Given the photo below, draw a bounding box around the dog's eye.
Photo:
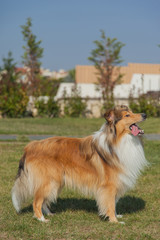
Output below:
[125,114,130,117]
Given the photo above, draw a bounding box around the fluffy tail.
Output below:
[12,154,31,212]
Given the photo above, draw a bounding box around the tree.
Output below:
[63,69,75,83]
[88,30,125,109]
[68,68,75,82]
[21,18,43,96]
[0,51,18,83]
[0,52,28,117]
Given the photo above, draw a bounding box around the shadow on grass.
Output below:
[21,195,145,216]
[21,204,33,214]
[116,195,145,214]
[51,198,97,213]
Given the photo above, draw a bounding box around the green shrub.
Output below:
[38,77,61,96]
[35,97,60,117]
[129,92,160,117]
[0,52,29,117]
[34,76,61,117]
[47,98,60,117]
[63,85,87,117]
[0,87,29,118]
[35,99,48,116]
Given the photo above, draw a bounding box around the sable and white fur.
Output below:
[12,106,148,223]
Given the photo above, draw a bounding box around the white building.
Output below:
[55,74,160,117]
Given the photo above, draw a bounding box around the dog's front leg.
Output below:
[107,192,118,223]
[107,194,125,224]
[96,185,118,223]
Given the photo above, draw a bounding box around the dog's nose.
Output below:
[141,113,147,120]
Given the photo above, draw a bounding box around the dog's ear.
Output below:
[104,110,115,124]
[104,108,122,124]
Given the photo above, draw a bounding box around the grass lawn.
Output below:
[0,140,159,240]
[0,117,160,136]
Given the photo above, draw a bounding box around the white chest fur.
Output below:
[115,134,148,194]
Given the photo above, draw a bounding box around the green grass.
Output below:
[0,140,159,240]
[139,117,160,134]
[0,117,159,136]
[0,118,103,136]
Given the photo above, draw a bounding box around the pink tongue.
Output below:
[131,125,140,136]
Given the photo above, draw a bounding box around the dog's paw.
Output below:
[33,215,49,223]
[39,215,49,223]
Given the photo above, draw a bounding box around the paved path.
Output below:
[0,134,160,141]
[144,134,160,141]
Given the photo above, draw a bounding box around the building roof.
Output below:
[76,63,160,84]
[15,67,28,74]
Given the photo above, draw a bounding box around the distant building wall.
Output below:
[55,74,160,117]
[76,63,160,84]
[76,65,98,83]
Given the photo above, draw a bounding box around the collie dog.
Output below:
[12,106,148,223]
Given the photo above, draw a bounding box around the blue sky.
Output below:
[0,0,160,71]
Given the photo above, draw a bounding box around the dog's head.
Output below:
[104,105,147,137]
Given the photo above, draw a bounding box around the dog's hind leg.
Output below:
[42,201,54,216]
[33,180,63,222]
[33,187,48,222]
[33,182,53,222]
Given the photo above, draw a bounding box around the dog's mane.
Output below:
[92,123,120,168]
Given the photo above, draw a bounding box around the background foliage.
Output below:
[88,30,125,111]
[129,92,160,117]
[0,52,29,117]
[35,97,60,117]
[21,18,43,96]
[63,85,87,117]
